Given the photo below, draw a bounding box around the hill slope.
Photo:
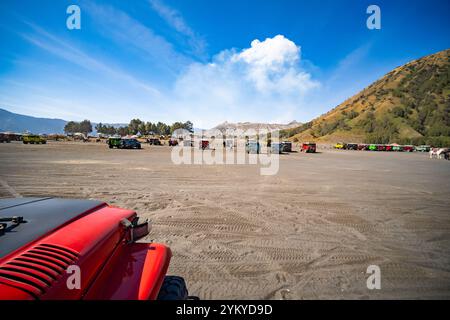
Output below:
[0,108,67,134]
[282,49,450,146]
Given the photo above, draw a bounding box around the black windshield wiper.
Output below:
[0,216,25,235]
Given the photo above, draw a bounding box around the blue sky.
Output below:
[0,0,449,128]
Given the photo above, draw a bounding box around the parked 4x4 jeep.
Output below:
[108,137,141,149]
[0,197,191,300]
[120,138,141,149]
[246,140,260,154]
[22,134,46,144]
[147,138,162,145]
[108,136,122,149]
[301,142,316,153]
[0,133,11,143]
[282,141,292,152]
[415,145,431,152]
[271,142,283,154]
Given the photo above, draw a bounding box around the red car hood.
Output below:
[0,198,137,299]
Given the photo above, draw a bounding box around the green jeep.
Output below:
[108,137,122,148]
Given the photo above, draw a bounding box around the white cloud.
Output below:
[235,35,317,93]
[168,35,320,128]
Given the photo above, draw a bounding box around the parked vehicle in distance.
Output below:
[415,145,431,152]
[225,139,234,149]
[271,142,283,154]
[246,140,260,154]
[22,134,46,144]
[0,197,191,300]
[108,136,122,148]
[147,138,162,145]
[377,144,387,151]
[71,132,88,142]
[0,133,11,143]
[445,150,450,160]
[200,140,209,150]
[108,137,141,149]
[169,139,178,146]
[121,138,141,149]
[282,141,292,152]
[301,142,316,153]
[358,144,369,151]
[403,145,414,152]
[346,143,358,150]
[338,142,419,152]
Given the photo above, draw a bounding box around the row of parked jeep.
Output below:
[334,142,430,152]
[246,141,317,154]
[107,137,165,149]
[0,133,47,144]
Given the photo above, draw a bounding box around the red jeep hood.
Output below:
[0,198,136,299]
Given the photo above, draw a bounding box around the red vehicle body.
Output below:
[403,145,414,152]
[377,144,387,151]
[0,198,185,300]
[301,142,316,153]
[200,140,209,150]
[357,144,368,150]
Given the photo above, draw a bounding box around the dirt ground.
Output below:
[1,141,450,299]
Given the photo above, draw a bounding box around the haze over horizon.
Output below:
[1,0,449,128]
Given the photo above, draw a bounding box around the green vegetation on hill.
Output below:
[286,49,450,146]
[280,121,313,139]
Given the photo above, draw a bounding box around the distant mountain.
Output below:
[283,48,450,146]
[0,108,128,135]
[210,120,301,134]
[0,108,67,134]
